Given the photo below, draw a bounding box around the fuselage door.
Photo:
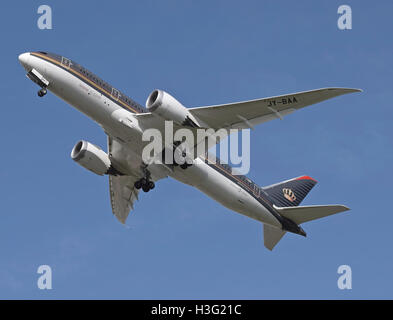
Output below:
[61,56,72,69]
[253,184,261,198]
[111,88,121,101]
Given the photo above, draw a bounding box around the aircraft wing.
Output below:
[107,136,167,223]
[109,174,140,224]
[134,88,361,160]
[188,88,361,130]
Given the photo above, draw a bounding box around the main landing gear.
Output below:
[179,162,192,170]
[134,166,155,193]
[171,141,193,170]
[134,178,155,193]
[37,88,47,97]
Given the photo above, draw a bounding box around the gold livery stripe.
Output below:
[31,52,140,114]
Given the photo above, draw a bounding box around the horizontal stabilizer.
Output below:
[263,224,286,251]
[274,204,350,225]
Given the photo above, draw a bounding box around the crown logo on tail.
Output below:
[283,188,296,202]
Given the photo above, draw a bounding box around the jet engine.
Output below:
[71,140,111,175]
[146,89,201,127]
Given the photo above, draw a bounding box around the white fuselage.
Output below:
[19,52,281,228]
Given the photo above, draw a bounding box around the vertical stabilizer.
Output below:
[263,176,317,207]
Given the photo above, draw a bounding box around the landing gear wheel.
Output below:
[38,88,47,97]
[142,184,150,192]
[140,178,147,186]
[138,166,155,192]
[180,162,193,169]
[135,177,154,192]
[134,180,142,189]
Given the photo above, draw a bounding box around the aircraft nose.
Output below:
[18,52,30,69]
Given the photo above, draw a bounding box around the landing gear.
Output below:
[37,88,47,97]
[26,69,49,98]
[172,141,193,169]
[142,181,155,192]
[134,179,143,190]
[148,181,155,190]
[180,163,191,170]
[134,178,155,192]
[134,168,155,193]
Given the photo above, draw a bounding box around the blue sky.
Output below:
[0,0,392,299]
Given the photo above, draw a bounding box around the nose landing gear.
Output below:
[37,88,47,97]
[26,69,49,98]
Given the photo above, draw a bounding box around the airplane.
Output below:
[18,51,361,250]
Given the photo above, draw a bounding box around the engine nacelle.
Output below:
[146,89,201,127]
[71,140,111,176]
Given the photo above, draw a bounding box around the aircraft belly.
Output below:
[172,159,280,226]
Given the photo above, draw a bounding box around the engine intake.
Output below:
[146,89,201,127]
[71,140,111,175]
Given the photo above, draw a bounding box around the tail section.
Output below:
[274,204,349,225]
[262,175,317,207]
[263,224,286,251]
[262,175,350,250]
[263,205,349,250]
